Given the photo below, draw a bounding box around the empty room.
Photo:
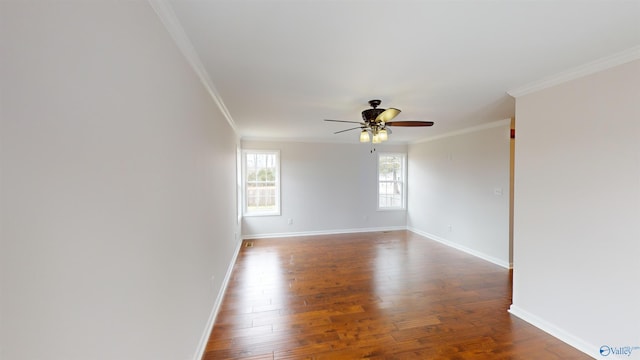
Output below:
[1,1,639,359]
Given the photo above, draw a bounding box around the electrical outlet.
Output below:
[287,218,293,225]
[448,225,453,232]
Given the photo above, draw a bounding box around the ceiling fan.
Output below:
[325,99,434,143]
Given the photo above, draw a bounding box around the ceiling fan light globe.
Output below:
[359,130,370,143]
[372,133,381,144]
[379,129,388,141]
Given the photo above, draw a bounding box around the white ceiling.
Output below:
[164,0,640,143]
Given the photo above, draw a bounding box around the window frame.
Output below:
[377,152,407,211]
[242,149,281,217]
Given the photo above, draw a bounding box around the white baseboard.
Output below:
[192,238,243,360]
[242,226,407,240]
[508,305,596,358]
[407,227,511,269]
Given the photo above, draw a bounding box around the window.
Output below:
[243,150,280,216]
[378,153,406,210]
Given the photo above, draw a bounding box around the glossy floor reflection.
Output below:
[203,231,589,359]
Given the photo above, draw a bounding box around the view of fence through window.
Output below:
[245,152,278,213]
[378,154,405,208]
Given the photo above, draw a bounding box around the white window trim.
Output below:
[377,152,407,211]
[242,149,281,217]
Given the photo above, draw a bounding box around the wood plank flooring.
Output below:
[203,231,589,359]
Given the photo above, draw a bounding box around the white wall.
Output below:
[241,140,407,238]
[511,60,640,356]
[0,2,238,360]
[407,121,511,268]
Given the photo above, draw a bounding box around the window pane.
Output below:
[378,153,405,209]
[244,151,279,215]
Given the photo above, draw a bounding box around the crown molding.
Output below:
[411,118,510,144]
[148,0,238,133]
[508,45,640,98]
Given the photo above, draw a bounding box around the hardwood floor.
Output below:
[203,231,589,359]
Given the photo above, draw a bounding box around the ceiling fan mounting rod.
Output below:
[368,99,382,109]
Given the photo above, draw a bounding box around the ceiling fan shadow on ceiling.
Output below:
[324,99,434,144]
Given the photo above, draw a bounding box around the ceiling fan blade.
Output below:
[385,121,434,127]
[376,108,401,122]
[324,119,364,124]
[334,126,363,134]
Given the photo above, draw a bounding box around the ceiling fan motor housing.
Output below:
[362,108,385,122]
[362,100,385,123]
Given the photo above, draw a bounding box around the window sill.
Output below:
[243,212,281,217]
